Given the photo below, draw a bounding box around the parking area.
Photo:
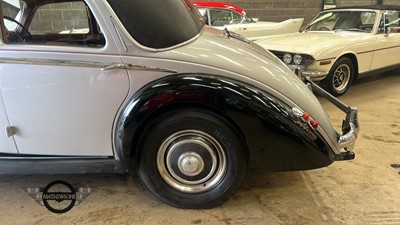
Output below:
[0,69,399,225]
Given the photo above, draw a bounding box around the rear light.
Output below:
[309,120,319,129]
[301,112,310,122]
[291,107,319,130]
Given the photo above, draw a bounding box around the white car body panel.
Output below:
[222,18,304,41]
[371,32,400,70]
[0,51,129,156]
[195,3,303,41]
[0,93,17,153]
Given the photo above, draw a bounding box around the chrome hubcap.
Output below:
[178,152,204,176]
[333,64,351,92]
[157,130,226,193]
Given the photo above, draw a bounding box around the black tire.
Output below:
[136,109,247,209]
[321,57,355,96]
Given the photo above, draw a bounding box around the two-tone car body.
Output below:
[0,0,358,208]
[194,1,304,41]
[256,5,400,96]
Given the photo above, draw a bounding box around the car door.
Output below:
[0,0,129,156]
[0,94,18,154]
[370,10,400,70]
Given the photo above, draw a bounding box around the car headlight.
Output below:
[283,53,292,64]
[270,51,315,67]
[293,54,303,65]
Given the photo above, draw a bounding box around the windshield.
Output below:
[107,0,204,49]
[306,10,377,33]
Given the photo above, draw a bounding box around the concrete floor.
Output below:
[0,69,399,225]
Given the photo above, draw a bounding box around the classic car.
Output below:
[194,1,304,41]
[0,0,358,209]
[256,5,400,96]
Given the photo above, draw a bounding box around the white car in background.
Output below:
[256,5,400,96]
[194,1,303,41]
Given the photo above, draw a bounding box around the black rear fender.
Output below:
[114,74,335,172]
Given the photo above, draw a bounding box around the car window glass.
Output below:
[307,11,376,32]
[1,0,105,47]
[307,12,337,31]
[231,12,242,24]
[198,8,206,17]
[359,12,376,32]
[209,9,232,26]
[361,12,375,24]
[30,2,89,34]
[384,10,400,33]
[107,0,203,49]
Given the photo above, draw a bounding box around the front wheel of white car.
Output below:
[136,109,247,209]
[321,57,355,96]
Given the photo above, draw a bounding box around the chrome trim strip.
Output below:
[102,63,125,71]
[0,58,178,73]
[301,70,329,78]
[102,63,178,73]
[0,57,108,68]
[125,64,178,73]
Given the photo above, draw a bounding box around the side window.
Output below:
[209,9,232,26]
[29,2,89,34]
[385,10,400,33]
[2,0,105,47]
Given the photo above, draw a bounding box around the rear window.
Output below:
[106,0,204,49]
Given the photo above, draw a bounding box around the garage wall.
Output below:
[200,0,400,26]
[384,0,400,4]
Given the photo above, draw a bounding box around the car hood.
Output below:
[255,31,371,57]
[154,27,338,140]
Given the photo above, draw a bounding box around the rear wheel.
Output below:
[321,57,355,96]
[136,109,247,209]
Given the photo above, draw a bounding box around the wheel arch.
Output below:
[338,53,359,77]
[114,73,335,172]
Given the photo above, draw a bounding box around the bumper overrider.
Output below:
[304,76,359,161]
[289,65,328,81]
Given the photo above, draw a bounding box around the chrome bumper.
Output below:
[304,77,359,161]
[289,65,328,80]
